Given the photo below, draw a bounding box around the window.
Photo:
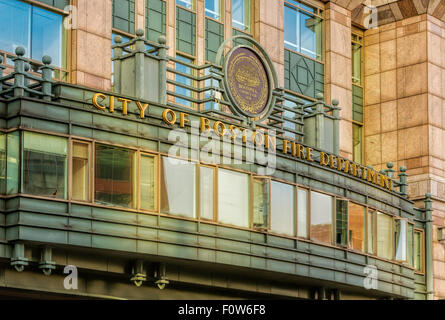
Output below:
[95,144,136,208]
[218,169,249,228]
[161,157,196,218]
[113,0,135,34]
[395,219,408,261]
[353,123,363,164]
[284,0,322,60]
[175,55,194,108]
[310,191,333,244]
[352,32,364,164]
[176,0,193,9]
[200,166,215,220]
[232,0,250,32]
[6,132,19,195]
[336,199,348,247]
[349,203,365,252]
[408,223,414,267]
[367,209,376,254]
[297,188,308,238]
[140,154,157,211]
[72,142,90,202]
[352,33,363,85]
[253,178,270,229]
[0,0,65,67]
[414,230,424,272]
[0,133,5,194]
[205,0,221,20]
[270,181,295,236]
[377,212,393,260]
[22,132,68,199]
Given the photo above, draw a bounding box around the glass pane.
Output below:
[395,219,407,261]
[72,142,89,201]
[205,0,220,20]
[200,166,214,220]
[253,178,269,229]
[300,12,319,59]
[414,231,422,271]
[6,131,20,195]
[31,6,63,67]
[217,168,249,228]
[23,132,68,199]
[353,124,362,164]
[0,133,5,194]
[270,181,295,236]
[349,203,365,252]
[284,5,298,51]
[310,191,333,244]
[352,42,362,85]
[367,209,376,254]
[161,157,196,218]
[176,0,193,9]
[408,224,414,267]
[377,212,393,260]
[95,144,136,208]
[175,55,193,108]
[336,199,348,246]
[297,189,308,238]
[0,0,31,57]
[232,0,250,32]
[140,155,156,211]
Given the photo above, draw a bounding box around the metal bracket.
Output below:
[10,243,28,272]
[154,263,169,290]
[39,247,56,276]
[130,260,147,287]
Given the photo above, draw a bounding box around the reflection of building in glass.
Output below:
[0,0,443,300]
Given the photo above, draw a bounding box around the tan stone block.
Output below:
[380,29,396,42]
[397,125,429,160]
[428,32,442,67]
[329,21,351,58]
[429,126,444,158]
[396,32,427,67]
[427,20,442,37]
[364,104,381,136]
[429,94,443,128]
[136,0,145,15]
[259,0,283,29]
[397,63,428,98]
[379,22,396,32]
[364,44,380,76]
[429,63,443,98]
[259,24,283,68]
[364,134,381,166]
[328,53,352,90]
[364,73,380,105]
[364,33,379,46]
[136,14,144,30]
[380,70,396,102]
[402,15,422,26]
[381,101,397,132]
[397,94,427,129]
[84,0,112,38]
[380,40,396,71]
[328,84,352,120]
[381,131,397,163]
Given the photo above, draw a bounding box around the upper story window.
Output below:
[0,0,65,68]
[284,0,322,61]
[352,33,363,86]
[176,0,193,10]
[113,0,135,34]
[205,0,222,20]
[232,0,250,33]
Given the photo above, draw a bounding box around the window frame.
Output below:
[205,0,223,22]
[198,163,217,221]
[70,139,92,203]
[414,228,425,274]
[231,0,253,34]
[251,175,271,231]
[347,201,367,253]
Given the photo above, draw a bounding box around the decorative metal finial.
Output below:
[136,28,144,37]
[315,92,323,101]
[158,35,166,45]
[114,35,123,44]
[15,46,25,57]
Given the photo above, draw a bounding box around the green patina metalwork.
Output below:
[176,7,196,56]
[113,0,136,35]
[146,0,166,43]
[205,18,224,63]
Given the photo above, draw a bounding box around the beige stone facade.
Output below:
[55,0,445,299]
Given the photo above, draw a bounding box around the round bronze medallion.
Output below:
[225,47,270,118]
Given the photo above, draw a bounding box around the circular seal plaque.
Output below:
[225,47,270,118]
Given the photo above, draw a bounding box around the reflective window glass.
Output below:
[176,0,193,9]
[205,0,221,20]
[95,144,136,208]
[175,55,193,108]
[23,132,68,199]
[253,178,269,229]
[217,169,249,228]
[377,212,393,260]
[414,230,423,272]
[297,188,308,238]
[395,219,407,261]
[0,133,5,194]
[232,0,250,32]
[349,203,365,252]
[140,154,156,211]
[161,157,196,218]
[72,142,89,201]
[310,191,333,244]
[270,181,295,236]
[6,132,19,195]
[336,199,348,246]
[0,0,31,57]
[367,209,376,254]
[200,166,214,220]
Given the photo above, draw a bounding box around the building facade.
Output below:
[0,0,443,299]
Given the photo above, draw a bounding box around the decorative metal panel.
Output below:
[205,18,223,63]
[146,0,166,42]
[284,49,324,100]
[232,29,252,48]
[176,7,196,56]
[113,0,135,34]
